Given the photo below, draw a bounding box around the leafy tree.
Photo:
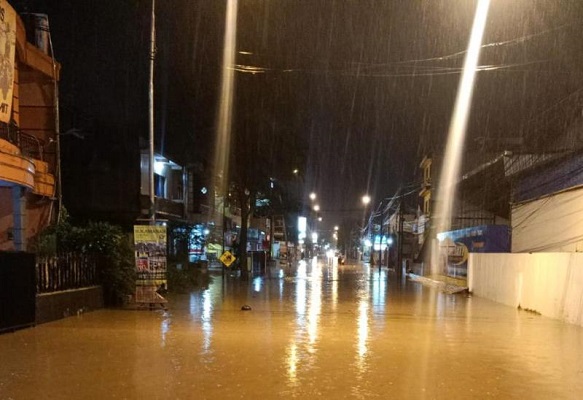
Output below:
[83,222,136,306]
[227,78,306,276]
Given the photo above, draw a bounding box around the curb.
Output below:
[407,273,469,294]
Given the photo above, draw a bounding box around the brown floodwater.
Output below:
[1,258,582,399]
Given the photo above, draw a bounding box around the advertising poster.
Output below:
[0,0,16,123]
[134,225,167,287]
[437,225,510,278]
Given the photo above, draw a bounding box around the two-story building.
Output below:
[415,150,512,277]
[0,5,59,251]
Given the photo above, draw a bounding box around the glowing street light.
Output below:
[309,192,317,201]
[334,225,339,231]
[311,232,318,243]
[362,194,372,264]
[313,204,320,212]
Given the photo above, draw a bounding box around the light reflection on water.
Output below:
[5,258,583,399]
[286,343,299,385]
[307,262,322,347]
[189,286,214,356]
[285,259,324,387]
[252,276,262,293]
[201,289,212,354]
[372,268,387,309]
[356,297,369,374]
[278,268,284,299]
[160,316,170,347]
[331,262,338,311]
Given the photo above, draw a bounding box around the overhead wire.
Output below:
[231,23,569,78]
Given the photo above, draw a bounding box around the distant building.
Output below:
[415,151,512,276]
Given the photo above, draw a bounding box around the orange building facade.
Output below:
[0,2,60,251]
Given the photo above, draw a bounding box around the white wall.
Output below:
[512,188,583,253]
[469,252,583,327]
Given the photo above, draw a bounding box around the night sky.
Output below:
[13,0,583,229]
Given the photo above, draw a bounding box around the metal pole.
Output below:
[398,200,404,275]
[385,203,390,270]
[222,199,226,278]
[46,17,61,222]
[149,0,156,223]
[378,200,382,274]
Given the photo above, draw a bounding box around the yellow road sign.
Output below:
[219,250,236,267]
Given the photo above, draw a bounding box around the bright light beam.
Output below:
[435,0,490,237]
[213,0,238,197]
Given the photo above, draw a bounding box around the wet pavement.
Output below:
[1,258,583,399]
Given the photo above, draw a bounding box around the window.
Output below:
[171,169,183,201]
[424,162,432,184]
[155,174,166,198]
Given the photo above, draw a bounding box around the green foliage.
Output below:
[166,261,210,294]
[33,208,73,256]
[84,222,136,306]
[34,213,136,306]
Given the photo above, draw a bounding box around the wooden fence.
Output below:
[36,253,98,293]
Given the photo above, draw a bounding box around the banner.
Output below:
[437,225,510,278]
[0,0,16,123]
[134,225,167,287]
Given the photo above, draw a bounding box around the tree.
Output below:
[226,77,306,276]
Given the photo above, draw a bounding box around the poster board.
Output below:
[437,225,509,278]
[0,0,16,123]
[134,225,167,305]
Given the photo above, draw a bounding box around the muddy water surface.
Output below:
[1,259,582,399]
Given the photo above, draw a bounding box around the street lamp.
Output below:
[361,194,372,263]
[313,204,320,212]
[310,192,317,201]
[387,236,393,269]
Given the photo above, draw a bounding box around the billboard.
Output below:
[0,0,16,123]
[134,225,167,287]
[437,225,510,278]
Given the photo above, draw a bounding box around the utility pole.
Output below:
[148,0,156,224]
[44,15,61,222]
[378,200,383,274]
[398,200,404,275]
[385,201,390,270]
[222,198,226,279]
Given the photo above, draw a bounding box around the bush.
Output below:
[84,222,136,306]
[33,214,136,306]
[166,261,210,294]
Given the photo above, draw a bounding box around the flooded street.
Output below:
[2,259,583,399]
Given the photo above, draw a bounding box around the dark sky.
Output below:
[166,0,583,229]
[14,0,583,229]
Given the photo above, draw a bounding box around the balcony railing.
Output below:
[0,123,46,160]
